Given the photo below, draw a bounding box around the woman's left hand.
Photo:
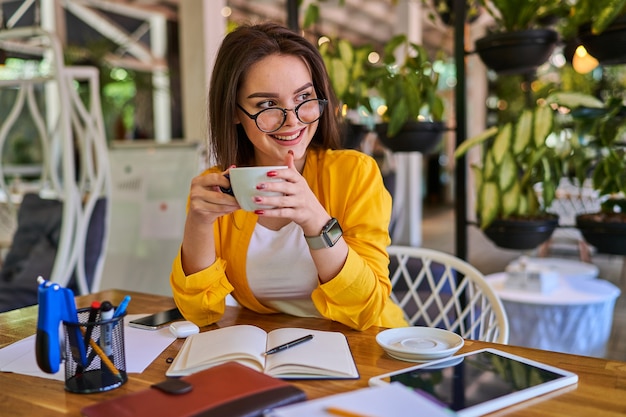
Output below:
[253,151,331,236]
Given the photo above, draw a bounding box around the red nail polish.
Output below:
[266,171,278,177]
[254,210,264,215]
[256,184,265,190]
[253,196,262,202]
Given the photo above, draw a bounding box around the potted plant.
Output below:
[564,92,626,254]
[454,104,560,249]
[453,91,600,250]
[366,34,446,153]
[559,0,626,65]
[318,37,375,148]
[474,0,568,74]
[420,0,483,26]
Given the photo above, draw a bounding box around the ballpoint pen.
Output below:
[83,301,101,348]
[263,334,314,355]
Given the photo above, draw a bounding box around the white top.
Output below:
[247,221,322,318]
[485,272,620,306]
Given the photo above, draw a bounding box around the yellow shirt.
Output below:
[170,148,408,330]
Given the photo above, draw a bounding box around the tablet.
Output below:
[369,348,578,417]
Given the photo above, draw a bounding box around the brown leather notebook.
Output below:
[81,362,307,417]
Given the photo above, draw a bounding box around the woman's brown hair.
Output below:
[208,22,342,170]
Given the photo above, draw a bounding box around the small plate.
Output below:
[376,327,464,362]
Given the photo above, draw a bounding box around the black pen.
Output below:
[264,334,314,355]
[83,301,101,348]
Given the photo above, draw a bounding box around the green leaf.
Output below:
[484,151,497,180]
[454,126,498,158]
[542,177,556,209]
[330,59,349,99]
[545,92,604,109]
[498,151,517,192]
[513,109,532,155]
[502,181,521,217]
[492,123,512,165]
[479,181,500,229]
[337,39,354,68]
[517,192,529,216]
[302,4,320,29]
[533,106,553,148]
[526,187,540,214]
[386,99,409,137]
[593,0,626,34]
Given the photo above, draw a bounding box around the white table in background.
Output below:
[506,257,599,280]
[485,272,620,357]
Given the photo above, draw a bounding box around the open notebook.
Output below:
[166,325,359,380]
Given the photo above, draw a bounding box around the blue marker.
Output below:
[113,295,131,318]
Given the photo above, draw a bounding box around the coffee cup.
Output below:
[228,166,287,211]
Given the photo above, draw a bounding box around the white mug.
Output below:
[228,166,287,211]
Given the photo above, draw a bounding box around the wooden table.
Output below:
[2,289,626,417]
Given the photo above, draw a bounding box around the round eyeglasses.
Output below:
[237,98,328,133]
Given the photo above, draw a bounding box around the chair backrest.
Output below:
[0,27,111,297]
[387,245,509,344]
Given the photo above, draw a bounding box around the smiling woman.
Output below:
[169,22,408,332]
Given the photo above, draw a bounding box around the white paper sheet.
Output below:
[0,314,176,380]
[267,382,455,417]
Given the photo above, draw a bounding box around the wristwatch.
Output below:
[305,217,343,250]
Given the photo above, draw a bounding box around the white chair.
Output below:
[0,28,111,307]
[387,245,509,344]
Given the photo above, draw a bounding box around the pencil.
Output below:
[79,327,122,380]
[324,406,374,417]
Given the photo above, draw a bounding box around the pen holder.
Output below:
[62,308,128,393]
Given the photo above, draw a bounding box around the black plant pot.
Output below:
[475,29,558,75]
[579,15,626,66]
[576,213,626,255]
[341,123,370,149]
[482,216,559,250]
[375,121,445,154]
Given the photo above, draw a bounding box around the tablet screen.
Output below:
[375,349,577,416]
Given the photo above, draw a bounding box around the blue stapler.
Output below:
[35,277,87,374]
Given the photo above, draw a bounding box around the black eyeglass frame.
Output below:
[236,98,328,133]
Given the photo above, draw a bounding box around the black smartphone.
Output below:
[128,307,184,330]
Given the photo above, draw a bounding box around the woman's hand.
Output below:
[181,168,239,274]
[187,168,240,225]
[253,151,331,236]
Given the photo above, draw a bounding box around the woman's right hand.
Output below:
[187,169,240,225]
[181,169,239,275]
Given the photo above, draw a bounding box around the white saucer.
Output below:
[376,327,464,362]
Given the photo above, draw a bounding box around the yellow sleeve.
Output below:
[169,248,234,327]
[307,150,408,330]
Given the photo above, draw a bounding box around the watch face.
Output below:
[326,219,343,245]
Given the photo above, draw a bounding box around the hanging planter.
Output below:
[578,15,626,65]
[576,212,626,255]
[341,122,370,149]
[474,29,559,74]
[375,121,445,154]
[575,198,626,256]
[483,215,559,250]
